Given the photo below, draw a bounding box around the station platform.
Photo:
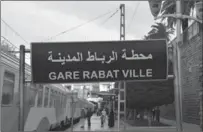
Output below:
[65,114,201,132]
[64,114,174,132]
[65,114,119,131]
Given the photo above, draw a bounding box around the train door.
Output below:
[1,66,19,132]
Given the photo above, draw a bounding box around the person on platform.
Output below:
[100,109,106,127]
[86,108,93,127]
[105,107,109,115]
[108,109,115,128]
[152,108,155,121]
[80,108,86,128]
[155,107,160,122]
[97,109,100,116]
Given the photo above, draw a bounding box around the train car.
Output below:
[0,50,94,132]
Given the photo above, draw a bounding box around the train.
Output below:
[0,50,95,132]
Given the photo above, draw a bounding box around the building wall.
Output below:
[160,22,202,126]
[179,22,202,125]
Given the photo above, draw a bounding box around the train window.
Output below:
[1,71,15,105]
[44,87,49,107]
[37,85,43,107]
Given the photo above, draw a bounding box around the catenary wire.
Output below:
[126,2,140,34]
[1,18,30,45]
[100,9,119,25]
[43,8,119,42]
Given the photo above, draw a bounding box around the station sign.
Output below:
[31,39,168,83]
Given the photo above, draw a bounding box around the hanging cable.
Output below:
[1,36,30,59]
[44,8,119,42]
[1,36,18,50]
[100,9,119,25]
[126,2,140,34]
[1,18,30,44]
[1,19,31,59]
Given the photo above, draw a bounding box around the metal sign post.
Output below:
[173,1,183,131]
[19,45,26,132]
[71,92,74,132]
[200,91,203,131]
[0,34,2,132]
[117,83,120,131]
[18,45,31,132]
[70,91,77,132]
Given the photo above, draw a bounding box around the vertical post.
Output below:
[35,92,39,107]
[200,91,203,131]
[48,88,51,107]
[42,86,45,107]
[120,4,125,40]
[0,35,2,132]
[71,92,74,132]
[117,83,121,131]
[174,0,183,131]
[120,4,126,131]
[19,45,25,132]
[123,80,126,130]
[83,86,85,99]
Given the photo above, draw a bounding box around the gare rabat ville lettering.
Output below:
[48,69,153,81]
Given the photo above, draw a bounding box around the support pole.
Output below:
[123,80,126,130]
[119,4,126,131]
[71,92,74,132]
[200,91,203,131]
[19,45,25,132]
[0,34,2,132]
[174,0,183,131]
[117,83,120,131]
[120,4,125,41]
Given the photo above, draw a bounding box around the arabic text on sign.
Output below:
[47,49,153,65]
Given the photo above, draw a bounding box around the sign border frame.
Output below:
[30,39,168,84]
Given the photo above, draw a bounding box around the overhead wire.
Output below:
[126,2,140,34]
[1,19,30,60]
[1,36,30,60]
[100,9,119,25]
[44,8,119,42]
[1,36,19,50]
[1,18,30,45]
[1,7,119,61]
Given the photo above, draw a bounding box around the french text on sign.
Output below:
[48,69,153,81]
